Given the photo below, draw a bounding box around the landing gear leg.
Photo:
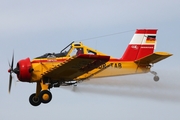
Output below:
[39,80,52,104]
[29,80,53,106]
[150,71,159,82]
[29,82,41,106]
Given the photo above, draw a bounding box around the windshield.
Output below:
[35,41,74,59]
[60,41,74,54]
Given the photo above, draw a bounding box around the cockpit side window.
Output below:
[60,46,71,55]
[76,48,84,55]
[69,48,84,57]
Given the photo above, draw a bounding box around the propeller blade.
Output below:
[11,52,14,69]
[9,74,12,93]
[8,60,10,68]
[8,52,14,93]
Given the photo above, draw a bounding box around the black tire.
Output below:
[154,76,159,82]
[29,93,41,106]
[39,90,52,104]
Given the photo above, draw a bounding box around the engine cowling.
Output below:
[16,58,32,82]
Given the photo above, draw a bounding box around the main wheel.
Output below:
[154,76,159,82]
[29,93,41,106]
[39,90,52,104]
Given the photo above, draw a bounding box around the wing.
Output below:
[41,54,110,80]
[135,52,172,65]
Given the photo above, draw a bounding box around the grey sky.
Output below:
[0,1,180,120]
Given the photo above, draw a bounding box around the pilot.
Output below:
[76,48,83,56]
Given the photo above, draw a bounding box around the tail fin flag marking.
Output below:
[146,35,156,43]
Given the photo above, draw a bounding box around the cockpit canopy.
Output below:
[35,41,98,59]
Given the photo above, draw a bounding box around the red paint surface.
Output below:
[78,54,110,60]
[135,29,157,34]
[17,58,32,82]
[121,44,154,61]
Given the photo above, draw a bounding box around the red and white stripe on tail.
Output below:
[121,29,157,61]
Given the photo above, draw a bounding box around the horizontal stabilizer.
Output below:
[135,52,172,65]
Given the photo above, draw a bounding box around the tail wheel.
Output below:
[39,90,52,104]
[29,93,41,106]
[154,76,159,82]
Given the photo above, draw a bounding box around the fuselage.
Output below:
[30,56,150,82]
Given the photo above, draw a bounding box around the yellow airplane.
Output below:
[8,29,172,106]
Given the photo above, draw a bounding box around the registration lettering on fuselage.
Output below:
[99,62,122,69]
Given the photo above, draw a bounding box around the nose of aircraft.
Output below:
[8,57,32,93]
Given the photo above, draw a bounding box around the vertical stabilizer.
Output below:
[121,29,157,61]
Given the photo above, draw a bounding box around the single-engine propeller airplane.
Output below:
[8,29,172,106]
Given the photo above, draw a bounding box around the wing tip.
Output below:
[154,52,173,56]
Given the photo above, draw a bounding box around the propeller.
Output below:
[8,53,14,93]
